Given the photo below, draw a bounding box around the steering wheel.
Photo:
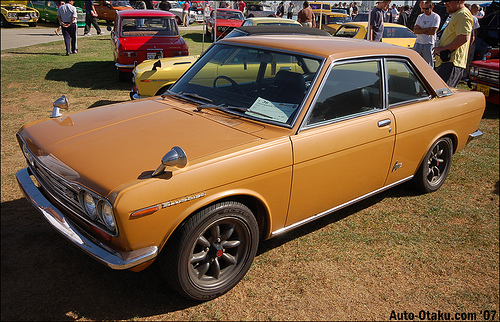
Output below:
[213,75,239,89]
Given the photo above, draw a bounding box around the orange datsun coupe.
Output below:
[109,9,189,81]
[16,36,485,301]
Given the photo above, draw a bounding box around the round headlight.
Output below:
[81,191,98,220]
[99,201,116,231]
[22,144,34,167]
[470,66,479,77]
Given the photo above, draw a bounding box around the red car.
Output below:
[468,57,499,105]
[109,10,189,82]
[206,8,245,41]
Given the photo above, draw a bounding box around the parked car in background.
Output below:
[29,0,85,28]
[316,12,351,34]
[130,25,331,99]
[468,58,499,104]
[17,34,485,302]
[1,0,39,27]
[331,8,348,14]
[334,22,417,48]
[206,8,245,41]
[93,0,133,22]
[168,1,196,24]
[190,0,210,22]
[353,12,369,22]
[246,3,275,17]
[241,17,301,26]
[109,9,188,81]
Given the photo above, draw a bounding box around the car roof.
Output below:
[232,25,332,37]
[341,22,412,29]
[118,9,175,18]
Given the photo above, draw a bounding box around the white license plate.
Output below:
[22,19,29,22]
[147,52,163,60]
[477,83,490,97]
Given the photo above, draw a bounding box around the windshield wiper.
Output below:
[197,104,273,119]
[161,90,213,104]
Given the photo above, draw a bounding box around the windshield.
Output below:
[120,17,179,36]
[325,16,350,24]
[334,25,359,37]
[170,44,323,126]
[310,3,330,10]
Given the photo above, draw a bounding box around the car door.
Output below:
[286,58,396,226]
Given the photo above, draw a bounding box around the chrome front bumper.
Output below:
[16,167,158,270]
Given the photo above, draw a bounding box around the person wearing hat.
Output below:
[369,0,391,42]
[433,0,473,87]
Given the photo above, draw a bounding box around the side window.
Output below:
[306,60,382,126]
[387,60,429,105]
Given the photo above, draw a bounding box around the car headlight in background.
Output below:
[8,12,17,19]
[30,12,39,18]
[469,66,479,77]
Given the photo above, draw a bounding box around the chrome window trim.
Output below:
[383,57,433,107]
[299,57,387,132]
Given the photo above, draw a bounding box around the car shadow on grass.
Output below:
[0,182,418,321]
[45,61,133,90]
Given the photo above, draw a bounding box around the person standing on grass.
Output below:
[369,0,391,42]
[434,0,473,87]
[57,0,78,55]
[83,0,101,36]
[182,1,190,26]
[413,0,441,67]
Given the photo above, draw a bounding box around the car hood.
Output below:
[19,98,263,197]
[134,55,199,78]
[471,58,499,68]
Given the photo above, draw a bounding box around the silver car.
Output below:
[246,3,275,17]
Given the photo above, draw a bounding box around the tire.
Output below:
[1,15,11,28]
[160,201,259,301]
[414,137,453,193]
[211,28,215,41]
[28,21,37,27]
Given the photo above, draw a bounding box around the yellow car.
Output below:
[131,25,329,99]
[17,34,485,301]
[1,0,39,27]
[316,12,351,34]
[334,22,417,48]
[241,17,301,26]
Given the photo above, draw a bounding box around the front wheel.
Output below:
[28,21,37,27]
[414,137,453,193]
[160,201,259,301]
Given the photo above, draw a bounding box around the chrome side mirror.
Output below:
[51,95,69,118]
[152,146,188,177]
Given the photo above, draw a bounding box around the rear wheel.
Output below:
[160,201,259,301]
[414,137,453,193]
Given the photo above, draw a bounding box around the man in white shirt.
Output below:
[413,0,441,67]
[57,0,78,55]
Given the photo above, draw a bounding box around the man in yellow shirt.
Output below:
[433,0,473,87]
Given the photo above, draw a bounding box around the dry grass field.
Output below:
[1,29,499,321]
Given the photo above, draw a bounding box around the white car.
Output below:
[246,3,275,17]
[167,1,196,24]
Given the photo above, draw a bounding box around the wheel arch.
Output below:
[155,83,175,96]
[159,191,271,254]
[416,131,459,170]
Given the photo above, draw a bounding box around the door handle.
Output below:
[378,119,391,127]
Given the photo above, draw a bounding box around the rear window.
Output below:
[384,27,417,38]
[334,25,359,38]
[120,17,179,36]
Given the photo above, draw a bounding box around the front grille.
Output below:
[30,155,84,217]
[477,66,499,86]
